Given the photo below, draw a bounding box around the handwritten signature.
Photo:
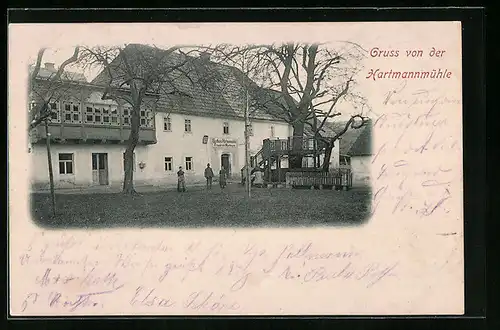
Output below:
[21,285,124,313]
[48,285,123,312]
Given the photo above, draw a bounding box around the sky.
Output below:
[17,22,385,121]
[30,44,371,122]
[31,48,99,81]
[17,22,461,122]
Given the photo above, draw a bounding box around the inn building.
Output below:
[28,46,368,190]
[29,51,303,190]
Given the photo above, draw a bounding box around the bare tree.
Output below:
[29,46,81,216]
[79,44,213,194]
[305,74,371,172]
[209,42,370,169]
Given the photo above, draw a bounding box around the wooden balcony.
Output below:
[31,123,156,144]
[262,137,328,158]
[29,96,157,145]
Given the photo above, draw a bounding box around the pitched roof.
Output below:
[91,44,289,122]
[303,118,339,137]
[323,120,373,156]
[347,122,372,156]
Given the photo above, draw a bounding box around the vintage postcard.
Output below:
[8,21,463,316]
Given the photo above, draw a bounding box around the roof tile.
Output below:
[91,44,289,122]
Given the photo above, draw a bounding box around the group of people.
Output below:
[176,163,264,192]
[176,163,228,192]
[203,163,227,190]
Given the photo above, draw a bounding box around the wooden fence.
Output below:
[285,169,352,190]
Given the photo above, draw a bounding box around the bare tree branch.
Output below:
[29,46,82,132]
[30,48,47,84]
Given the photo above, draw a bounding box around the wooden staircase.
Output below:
[241,136,353,190]
[242,137,326,184]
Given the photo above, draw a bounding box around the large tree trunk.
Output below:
[322,140,334,172]
[123,99,141,194]
[289,122,305,169]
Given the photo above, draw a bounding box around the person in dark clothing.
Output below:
[251,166,264,187]
[177,166,186,192]
[204,163,214,189]
[219,166,227,189]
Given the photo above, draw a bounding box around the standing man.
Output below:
[204,163,214,189]
[177,166,186,192]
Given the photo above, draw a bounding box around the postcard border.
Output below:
[5,6,487,329]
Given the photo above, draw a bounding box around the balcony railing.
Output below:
[31,123,156,144]
[262,137,328,157]
[29,99,157,144]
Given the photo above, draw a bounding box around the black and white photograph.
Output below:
[28,41,373,229]
[9,20,465,316]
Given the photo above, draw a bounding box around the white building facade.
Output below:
[30,106,292,189]
[29,48,345,190]
[148,112,291,185]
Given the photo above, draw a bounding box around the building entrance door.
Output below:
[92,153,109,185]
[221,153,231,179]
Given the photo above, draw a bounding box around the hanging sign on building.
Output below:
[212,138,237,147]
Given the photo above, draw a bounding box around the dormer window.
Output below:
[164,116,172,131]
[184,119,192,133]
[248,123,254,136]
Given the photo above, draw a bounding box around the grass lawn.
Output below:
[31,184,372,229]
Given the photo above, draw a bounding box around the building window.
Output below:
[269,140,276,150]
[58,153,74,175]
[85,106,93,123]
[123,152,136,172]
[122,107,131,126]
[184,119,192,133]
[302,157,309,168]
[102,105,110,124]
[30,101,61,123]
[110,106,119,126]
[47,102,61,123]
[280,140,288,150]
[140,109,154,128]
[119,106,152,127]
[164,157,173,171]
[270,125,275,138]
[62,101,81,124]
[163,117,172,131]
[248,123,254,136]
[84,103,118,126]
[185,157,193,171]
[223,122,229,135]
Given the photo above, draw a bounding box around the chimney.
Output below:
[44,62,56,71]
[199,52,211,62]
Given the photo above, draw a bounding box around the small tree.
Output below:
[29,47,81,216]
